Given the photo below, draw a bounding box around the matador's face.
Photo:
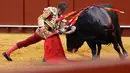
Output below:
[58,8,66,15]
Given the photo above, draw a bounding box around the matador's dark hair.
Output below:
[57,2,67,11]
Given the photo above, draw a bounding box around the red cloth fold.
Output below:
[44,34,67,64]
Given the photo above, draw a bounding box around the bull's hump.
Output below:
[86,6,111,28]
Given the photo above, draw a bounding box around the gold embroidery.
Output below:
[36,7,59,39]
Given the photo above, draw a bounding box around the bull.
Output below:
[66,4,128,60]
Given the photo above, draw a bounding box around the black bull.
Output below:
[66,4,128,59]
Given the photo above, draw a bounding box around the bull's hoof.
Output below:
[123,52,128,57]
[96,56,100,60]
[92,56,98,60]
[2,52,12,61]
[119,55,125,60]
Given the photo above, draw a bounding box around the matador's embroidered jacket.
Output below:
[36,7,59,39]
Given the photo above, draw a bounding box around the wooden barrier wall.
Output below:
[0,0,130,36]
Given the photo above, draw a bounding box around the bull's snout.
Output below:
[67,48,78,53]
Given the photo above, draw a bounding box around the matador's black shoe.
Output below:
[42,58,46,62]
[2,52,12,61]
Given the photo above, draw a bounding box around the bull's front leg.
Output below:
[87,41,97,60]
[97,43,102,59]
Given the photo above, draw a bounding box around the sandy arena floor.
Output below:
[0,33,130,73]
